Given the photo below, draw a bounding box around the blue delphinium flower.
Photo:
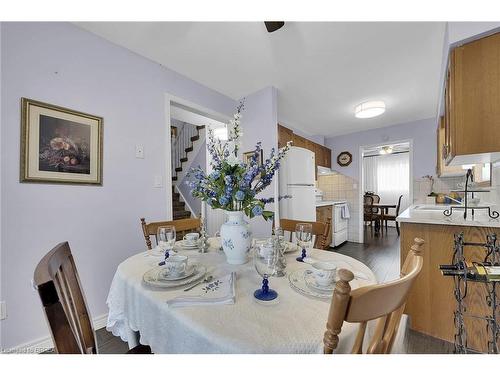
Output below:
[219,196,230,206]
[211,170,221,180]
[235,190,245,201]
[252,205,263,216]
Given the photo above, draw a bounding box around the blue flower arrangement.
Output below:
[187,101,291,221]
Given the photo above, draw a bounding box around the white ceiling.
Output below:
[76,22,446,137]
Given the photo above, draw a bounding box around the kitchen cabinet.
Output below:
[316,205,332,246]
[443,32,500,165]
[277,124,293,149]
[436,116,465,177]
[277,124,333,179]
[292,133,307,149]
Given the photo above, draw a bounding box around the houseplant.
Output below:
[187,102,291,264]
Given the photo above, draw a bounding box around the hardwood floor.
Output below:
[47,226,454,354]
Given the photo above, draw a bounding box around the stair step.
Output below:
[172,176,178,181]
[196,125,205,130]
[175,167,182,172]
[173,211,191,220]
[190,135,199,142]
[173,201,185,209]
[185,146,193,153]
[180,157,188,163]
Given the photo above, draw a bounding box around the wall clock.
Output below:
[337,151,352,167]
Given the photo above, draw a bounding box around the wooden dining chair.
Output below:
[383,195,403,236]
[140,217,201,250]
[279,218,332,250]
[323,237,424,354]
[363,195,381,236]
[34,242,152,354]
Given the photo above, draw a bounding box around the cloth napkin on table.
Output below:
[166,272,236,308]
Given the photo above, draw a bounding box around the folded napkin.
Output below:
[166,272,236,308]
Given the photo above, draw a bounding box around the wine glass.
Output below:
[157,226,176,258]
[295,223,312,262]
[253,238,279,301]
[273,227,287,277]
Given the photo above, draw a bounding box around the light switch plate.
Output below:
[154,175,163,188]
[135,145,144,159]
[0,301,6,320]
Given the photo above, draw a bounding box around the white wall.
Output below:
[0,22,235,349]
[240,87,279,237]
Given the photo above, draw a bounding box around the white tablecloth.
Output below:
[106,241,378,354]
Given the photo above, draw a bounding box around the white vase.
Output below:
[220,211,251,265]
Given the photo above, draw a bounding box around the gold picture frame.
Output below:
[20,98,103,185]
[242,149,264,166]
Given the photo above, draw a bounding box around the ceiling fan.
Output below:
[264,21,285,33]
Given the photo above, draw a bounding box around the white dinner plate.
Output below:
[158,264,196,281]
[143,265,207,288]
[288,269,333,300]
[176,240,200,250]
[303,270,336,293]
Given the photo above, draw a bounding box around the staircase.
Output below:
[172,187,191,220]
[171,125,205,182]
[171,123,206,219]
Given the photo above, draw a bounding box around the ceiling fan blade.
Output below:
[264,21,285,33]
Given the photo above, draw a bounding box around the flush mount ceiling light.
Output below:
[379,146,394,155]
[354,101,386,119]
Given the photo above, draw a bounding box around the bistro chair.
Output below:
[383,195,404,236]
[141,217,201,249]
[34,242,152,354]
[323,237,424,354]
[279,218,332,250]
[363,195,381,236]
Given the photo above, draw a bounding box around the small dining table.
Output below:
[105,238,377,354]
[370,203,397,235]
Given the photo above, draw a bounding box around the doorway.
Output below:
[165,94,229,235]
[359,140,412,239]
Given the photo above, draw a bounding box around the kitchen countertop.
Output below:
[315,200,347,207]
[396,204,500,228]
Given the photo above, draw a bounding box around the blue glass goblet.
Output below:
[253,239,279,301]
[295,223,312,262]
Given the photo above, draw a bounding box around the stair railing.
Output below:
[171,123,198,178]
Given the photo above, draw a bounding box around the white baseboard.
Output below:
[3,313,108,354]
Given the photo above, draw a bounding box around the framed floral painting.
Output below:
[20,98,103,185]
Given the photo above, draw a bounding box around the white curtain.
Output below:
[363,152,410,220]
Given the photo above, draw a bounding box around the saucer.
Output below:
[177,240,199,249]
[143,264,206,288]
[158,264,196,281]
[304,270,336,293]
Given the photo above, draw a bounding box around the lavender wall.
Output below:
[240,86,278,237]
[0,22,235,349]
[325,117,437,180]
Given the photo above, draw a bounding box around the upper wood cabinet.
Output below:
[277,124,294,149]
[437,116,465,177]
[444,32,500,165]
[277,124,332,178]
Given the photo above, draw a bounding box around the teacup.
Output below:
[183,233,200,245]
[312,262,337,287]
[164,255,188,276]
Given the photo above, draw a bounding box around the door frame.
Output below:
[164,93,230,220]
[358,138,414,242]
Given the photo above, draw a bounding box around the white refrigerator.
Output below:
[279,146,316,221]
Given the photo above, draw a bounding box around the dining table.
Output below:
[105,238,379,354]
[370,203,397,235]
